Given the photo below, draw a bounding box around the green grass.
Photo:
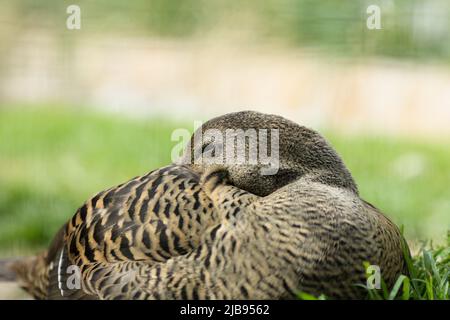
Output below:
[0,105,449,253]
[364,232,449,300]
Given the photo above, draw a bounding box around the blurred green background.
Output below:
[0,0,449,255]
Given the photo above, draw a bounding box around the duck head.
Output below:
[180,111,358,197]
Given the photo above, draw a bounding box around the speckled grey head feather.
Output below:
[183,110,358,196]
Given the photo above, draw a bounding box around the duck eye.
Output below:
[201,140,224,161]
[202,144,216,157]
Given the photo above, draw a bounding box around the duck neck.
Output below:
[304,168,359,195]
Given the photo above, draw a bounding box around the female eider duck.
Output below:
[0,111,408,299]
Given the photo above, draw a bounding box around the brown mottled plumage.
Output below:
[122,166,406,299]
[9,165,218,299]
[0,111,408,299]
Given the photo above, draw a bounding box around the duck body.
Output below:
[127,169,406,299]
[238,176,406,299]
